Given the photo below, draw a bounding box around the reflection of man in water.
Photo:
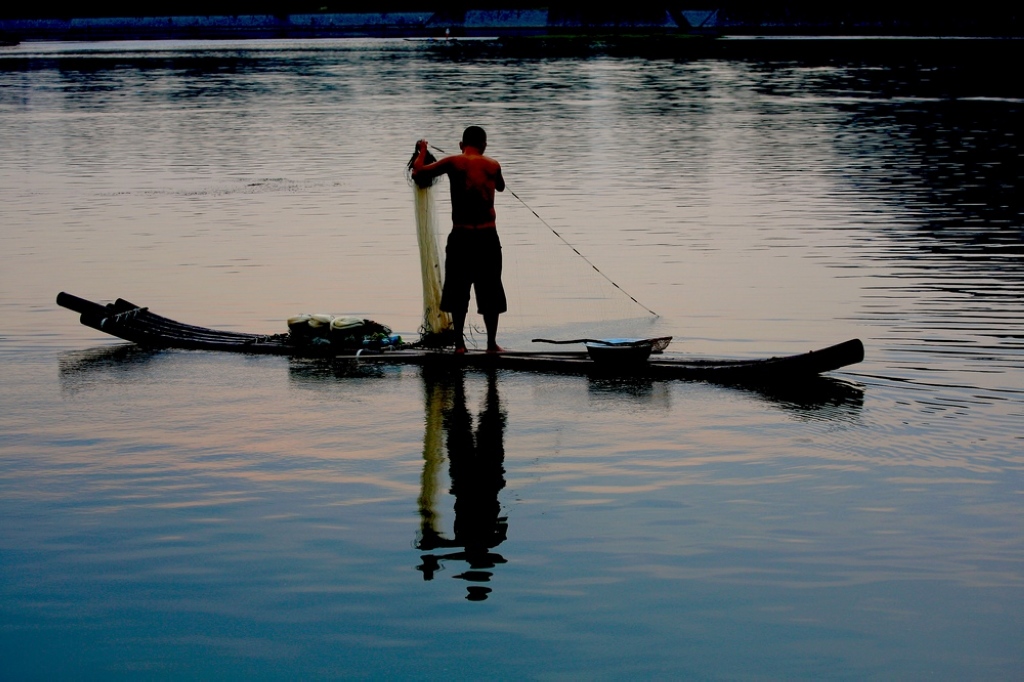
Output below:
[417,367,507,601]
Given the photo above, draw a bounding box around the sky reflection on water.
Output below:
[1,38,1022,678]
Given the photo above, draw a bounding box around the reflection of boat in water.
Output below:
[57,292,864,388]
[416,366,507,601]
[58,342,864,602]
[59,342,865,418]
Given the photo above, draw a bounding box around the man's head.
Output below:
[460,126,487,152]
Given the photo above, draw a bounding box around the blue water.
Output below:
[1,38,1022,679]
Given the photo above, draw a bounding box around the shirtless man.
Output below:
[412,126,506,354]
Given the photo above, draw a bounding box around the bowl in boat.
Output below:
[585,339,653,364]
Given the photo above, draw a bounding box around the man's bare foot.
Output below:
[486,345,505,354]
[454,346,467,355]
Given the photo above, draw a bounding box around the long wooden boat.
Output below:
[56,292,864,384]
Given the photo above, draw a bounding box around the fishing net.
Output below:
[407,146,455,346]
[493,193,664,345]
[405,141,660,349]
[286,314,397,350]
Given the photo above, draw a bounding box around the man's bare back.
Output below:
[413,139,505,228]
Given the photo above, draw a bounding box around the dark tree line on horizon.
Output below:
[1,2,1019,34]
[0,2,1016,19]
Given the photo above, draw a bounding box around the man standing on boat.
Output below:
[412,126,506,354]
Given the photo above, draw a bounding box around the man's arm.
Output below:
[494,165,505,193]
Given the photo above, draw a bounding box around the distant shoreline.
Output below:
[7,10,680,42]
[2,9,1021,43]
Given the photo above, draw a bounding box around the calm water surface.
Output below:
[1,39,1022,679]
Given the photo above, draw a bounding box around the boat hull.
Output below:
[56,292,864,384]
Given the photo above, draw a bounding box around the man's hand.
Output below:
[411,139,438,187]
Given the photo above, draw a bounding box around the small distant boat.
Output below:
[56,292,864,385]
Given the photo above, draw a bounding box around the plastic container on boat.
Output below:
[585,339,653,364]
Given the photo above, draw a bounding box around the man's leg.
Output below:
[453,311,467,353]
[484,312,503,353]
[440,230,472,354]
